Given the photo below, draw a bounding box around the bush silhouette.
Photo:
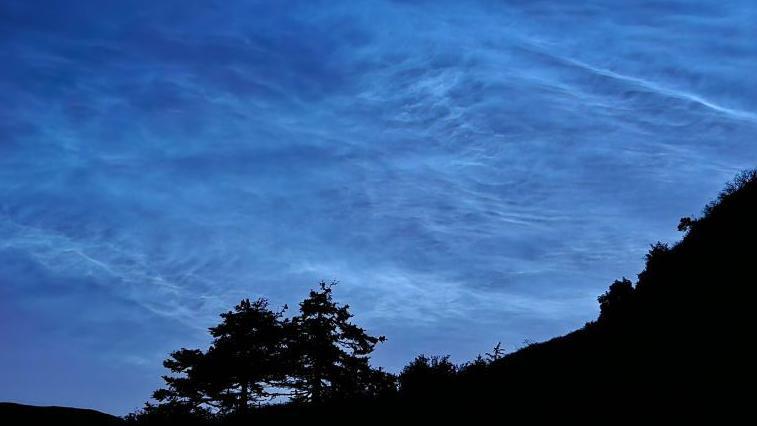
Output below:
[399,355,457,398]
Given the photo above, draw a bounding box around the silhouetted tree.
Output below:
[645,242,670,264]
[704,168,757,216]
[597,278,635,321]
[153,348,214,412]
[288,281,387,403]
[125,401,210,426]
[361,367,398,398]
[458,354,488,380]
[486,342,505,362]
[206,298,290,412]
[153,298,289,415]
[678,216,695,232]
[399,354,457,397]
[459,342,504,379]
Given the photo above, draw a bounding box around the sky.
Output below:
[1,0,756,415]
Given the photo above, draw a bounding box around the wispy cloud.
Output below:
[1,0,756,414]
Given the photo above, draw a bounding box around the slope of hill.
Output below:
[0,402,122,425]
[434,169,757,418]
[257,170,757,422]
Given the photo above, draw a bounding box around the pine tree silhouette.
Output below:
[288,281,389,403]
[151,298,289,415]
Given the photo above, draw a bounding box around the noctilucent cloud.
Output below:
[1,0,756,415]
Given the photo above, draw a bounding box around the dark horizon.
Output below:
[1,0,756,415]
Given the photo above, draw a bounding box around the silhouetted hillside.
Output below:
[0,402,122,425]
[251,169,756,422]
[427,170,757,419]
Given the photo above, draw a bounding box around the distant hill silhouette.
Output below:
[0,402,122,425]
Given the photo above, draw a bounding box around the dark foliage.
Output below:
[128,282,391,424]
[596,277,634,321]
[287,282,391,403]
[151,298,291,415]
[398,355,457,398]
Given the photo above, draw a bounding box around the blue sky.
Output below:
[1,0,756,415]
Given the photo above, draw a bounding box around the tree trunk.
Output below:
[240,381,249,415]
[312,367,322,404]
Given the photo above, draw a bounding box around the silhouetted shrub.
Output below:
[399,355,457,398]
[597,278,635,322]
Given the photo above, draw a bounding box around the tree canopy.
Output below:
[144,282,391,420]
[288,282,390,403]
